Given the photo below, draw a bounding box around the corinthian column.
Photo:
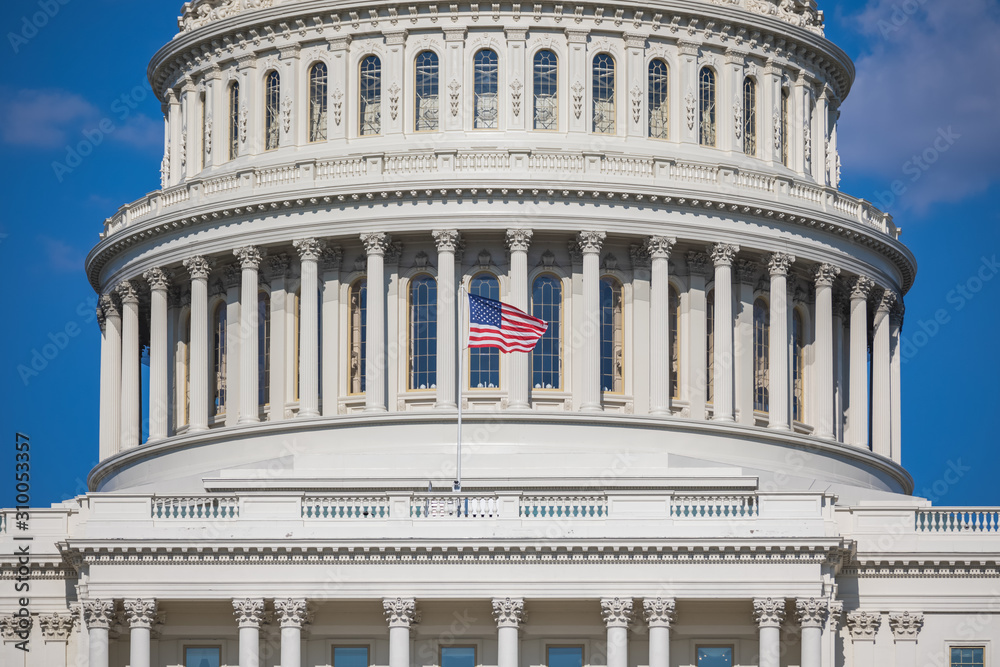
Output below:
[579,231,607,412]
[846,611,881,667]
[362,233,390,412]
[849,276,875,448]
[753,598,785,667]
[124,598,157,667]
[117,280,141,448]
[813,263,840,439]
[144,268,171,441]
[275,598,309,667]
[83,599,115,667]
[383,597,417,667]
[710,243,740,421]
[796,598,828,667]
[889,612,924,667]
[233,598,265,667]
[322,248,344,416]
[294,239,324,418]
[99,295,122,458]
[767,253,795,430]
[601,597,633,667]
[492,597,525,667]
[872,288,896,458]
[433,230,461,410]
[647,236,676,415]
[183,256,212,431]
[643,597,676,667]
[890,303,904,463]
[233,247,264,423]
[506,229,533,409]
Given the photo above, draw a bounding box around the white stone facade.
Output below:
[1,1,997,666]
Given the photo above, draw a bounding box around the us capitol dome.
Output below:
[2,0,997,666]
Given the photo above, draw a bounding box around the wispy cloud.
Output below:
[0,89,98,148]
[38,235,87,273]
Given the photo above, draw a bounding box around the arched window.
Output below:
[743,77,757,156]
[415,51,440,132]
[258,292,270,407]
[592,53,616,134]
[670,285,680,399]
[264,70,280,151]
[600,277,624,393]
[753,297,770,412]
[793,309,805,423]
[780,87,790,166]
[532,275,562,390]
[409,275,438,390]
[349,279,367,394]
[533,49,558,130]
[648,59,669,139]
[228,81,240,160]
[699,67,716,146]
[474,49,499,129]
[309,62,328,142]
[212,302,227,416]
[469,274,500,389]
[707,290,715,404]
[178,313,191,426]
[360,55,382,135]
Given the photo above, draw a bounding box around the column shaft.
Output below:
[734,263,757,425]
[759,625,780,667]
[281,626,302,667]
[322,251,342,417]
[267,258,289,420]
[648,626,669,667]
[146,271,170,441]
[890,309,903,463]
[849,277,874,448]
[240,626,259,667]
[389,625,410,667]
[363,234,388,412]
[813,264,839,439]
[687,266,707,420]
[767,254,794,430]
[100,297,122,458]
[433,231,460,410]
[711,244,738,421]
[498,626,519,667]
[130,626,151,667]
[119,282,141,448]
[235,248,263,422]
[606,626,628,667]
[872,290,896,457]
[801,626,822,667]
[185,257,211,432]
[295,240,323,417]
[579,231,606,412]
[224,276,241,426]
[506,229,533,409]
[88,628,109,667]
[647,237,675,415]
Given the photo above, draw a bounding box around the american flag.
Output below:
[467,293,548,353]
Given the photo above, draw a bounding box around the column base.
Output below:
[767,422,790,431]
[712,415,735,423]
[364,406,388,413]
[507,402,531,410]
[580,404,603,413]
[435,402,458,410]
[238,416,261,425]
[296,410,320,418]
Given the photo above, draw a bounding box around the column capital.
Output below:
[322,245,344,272]
[116,280,140,304]
[795,597,829,628]
[506,228,534,252]
[876,288,898,314]
[492,597,525,628]
[99,293,120,319]
[234,245,266,268]
[600,597,634,628]
[813,263,840,287]
[767,252,796,276]
[362,232,391,256]
[710,243,740,267]
[294,238,326,261]
[383,597,417,628]
[143,267,171,291]
[888,611,924,640]
[642,597,676,628]
[124,598,158,629]
[645,235,676,259]
[83,599,117,630]
[232,598,266,628]
[752,597,786,628]
[433,229,462,252]
[183,255,212,280]
[274,598,309,628]
[735,259,760,285]
[265,252,291,279]
[846,610,881,640]
[850,275,875,300]
[827,600,844,632]
[1,614,32,640]
[578,230,607,254]
[890,300,905,328]
[38,613,77,641]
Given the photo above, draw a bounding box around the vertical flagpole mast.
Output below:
[455,286,464,492]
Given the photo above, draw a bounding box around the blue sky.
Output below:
[1,0,998,507]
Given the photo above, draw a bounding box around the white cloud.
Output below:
[0,89,98,148]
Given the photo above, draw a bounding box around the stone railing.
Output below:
[151,495,239,519]
[101,150,897,241]
[915,509,1000,533]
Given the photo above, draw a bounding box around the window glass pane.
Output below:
[259,293,270,406]
[951,647,985,667]
[360,55,382,135]
[707,290,715,404]
[532,275,562,390]
[600,278,623,393]
[350,280,367,394]
[415,51,440,131]
[409,275,438,390]
[699,67,716,146]
[697,647,733,667]
[753,298,770,412]
[592,54,615,134]
[780,89,789,166]
[547,646,583,667]
[669,286,680,399]
[228,82,240,160]
[441,646,476,667]
[309,62,329,142]
[474,49,499,128]
[743,77,757,156]
[186,647,221,667]
[265,71,280,150]
[469,274,500,389]
[648,59,669,139]
[213,303,226,414]
[792,310,804,422]
[533,50,558,130]
[335,646,370,667]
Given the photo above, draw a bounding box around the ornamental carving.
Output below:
[321,246,344,272]
[645,235,676,259]
[389,82,401,121]
[293,238,326,261]
[99,294,120,319]
[828,600,844,631]
[876,288,897,313]
[773,109,782,151]
[491,597,525,627]
[846,610,881,640]
[179,127,187,172]
[265,253,291,278]
[803,123,812,165]
[432,229,462,252]
[116,280,140,304]
[752,597,785,628]
[795,598,828,628]
[813,262,840,287]
[124,599,158,629]
[578,231,606,253]
[572,81,585,119]
[332,88,344,126]
[726,0,824,35]
[83,599,116,630]
[600,597,634,627]
[361,232,391,256]
[234,246,265,268]
[39,613,76,640]
[179,0,275,32]
[449,79,461,117]
[204,114,213,156]
[275,598,309,628]
[232,598,265,628]
[629,243,650,269]
[281,97,293,133]
[767,252,795,276]
[850,275,875,300]
[383,597,416,627]
[160,147,170,189]
[1,614,32,640]
[143,267,171,291]
[685,89,696,130]
[238,106,249,144]
[687,251,711,277]
[642,597,676,628]
[711,243,740,266]
[506,228,533,252]
[511,80,523,118]
[888,611,924,639]
[735,259,760,284]
[631,84,642,124]
[734,101,743,140]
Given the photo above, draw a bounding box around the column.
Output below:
[233,598,265,667]
[813,263,840,439]
[762,61,781,164]
[276,598,308,667]
[630,245,651,414]
[829,105,841,188]
[280,46,300,146]
[643,598,676,667]
[362,233,390,412]
[237,55,257,155]
[124,599,157,667]
[182,81,197,180]
[826,601,844,667]
[796,598,828,667]
[565,29,589,134]
[234,247,264,423]
[579,231,606,412]
[99,295,121,458]
[647,236,676,415]
[205,65,221,168]
[145,269,171,441]
[816,88,830,185]
[793,71,808,176]
[505,28,528,131]
[601,597,633,667]
[889,612,923,667]
[492,597,525,667]
[433,230,461,410]
[753,598,785,667]
[266,255,290,420]
[625,33,646,138]
[322,248,343,417]
[734,261,758,425]
[83,599,115,667]
[849,276,875,448]
[224,265,242,426]
[766,253,795,430]
[833,291,849,442]
[329,37,351,140]
[383,597,417,667]
[118,280,141,449]
[506,229,534,409]
[686,252,709,420]
[846,611,881,667]
[38,613,76,667]
[710,244,739,421]
[890,303,904,463]
[183,256,212,431]
[167,89,181,185]
[872,288,896,458]
[678,41,699,144]
[294,239,324,417]
[383,31,406,136]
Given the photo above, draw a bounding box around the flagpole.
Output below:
[454,286,465,493]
